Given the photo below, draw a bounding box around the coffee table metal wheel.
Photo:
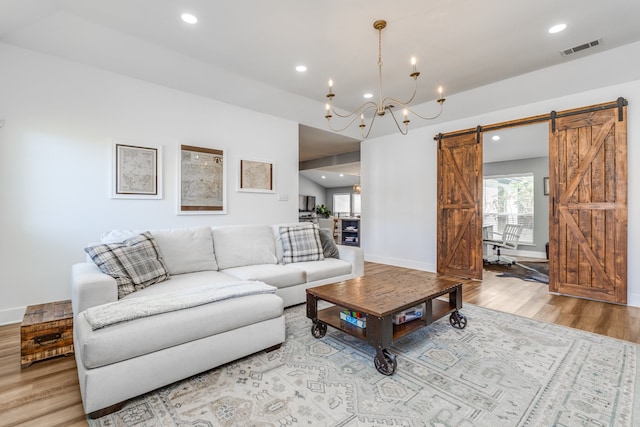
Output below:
[449,311,467,329]
[311,321,327,338]
[374,348,397,376]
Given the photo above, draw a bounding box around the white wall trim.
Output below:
[0,307,25,326]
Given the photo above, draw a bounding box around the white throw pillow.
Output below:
[212,225,278,270]
[149,226,218,274]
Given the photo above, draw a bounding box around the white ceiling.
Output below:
[300,161,361,189]
[3,0,638,114]
[1,0,638,186]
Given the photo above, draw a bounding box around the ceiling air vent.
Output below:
[560,39,602,56]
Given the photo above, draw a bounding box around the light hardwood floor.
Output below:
[2,261,640,426]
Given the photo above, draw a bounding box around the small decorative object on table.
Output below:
[21,300,74,368]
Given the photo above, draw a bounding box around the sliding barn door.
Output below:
[549,100,627,303]
[437,132,483,279]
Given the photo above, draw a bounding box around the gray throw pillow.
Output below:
[85,232,170,299]
[319,229,340,259]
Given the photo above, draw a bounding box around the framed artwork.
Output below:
[112,142,162,199]
[543,177,550,195]
[178,144,226,214]
[238,158,274,193]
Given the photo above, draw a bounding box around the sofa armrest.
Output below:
[71,263,118,315]
[336,245,364,277]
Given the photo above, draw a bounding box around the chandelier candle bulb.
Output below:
[411,57,417,72]
[437,86,445,104]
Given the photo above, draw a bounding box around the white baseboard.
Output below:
[364,254,436,273]
[0,306,25,326]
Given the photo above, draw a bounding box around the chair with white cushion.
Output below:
[483,223,523,265]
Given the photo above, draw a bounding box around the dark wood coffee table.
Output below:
[306,270,466,375]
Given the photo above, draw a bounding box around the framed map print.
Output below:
[178,144,226,214]
[112,142,162,199]
[238,158,274,193]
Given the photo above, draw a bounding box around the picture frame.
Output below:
[178,144,226,214]
[112,142,162,199]
[543,177,550,196]
[237,158,275,193]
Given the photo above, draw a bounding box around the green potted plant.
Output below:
[315,204,332,218]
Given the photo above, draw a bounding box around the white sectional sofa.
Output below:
[71,223,364,417]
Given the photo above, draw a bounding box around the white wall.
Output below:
[0,44,300,324]
[298,174,326,207]
[362,42,640,305]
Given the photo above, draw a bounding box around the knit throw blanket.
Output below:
[83,281,277,330]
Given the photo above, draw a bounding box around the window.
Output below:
[483,174,534,244]
[333,193,351,216]
[353,194,361,215]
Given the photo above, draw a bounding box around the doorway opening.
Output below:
[482,123,550,272]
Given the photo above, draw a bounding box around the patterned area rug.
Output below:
[88,303,639,426]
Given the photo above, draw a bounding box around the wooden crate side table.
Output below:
[21,300,74,368]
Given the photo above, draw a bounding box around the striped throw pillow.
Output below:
[279,223,325,264]
[85,232,170,299]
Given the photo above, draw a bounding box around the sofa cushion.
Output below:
[101,227,218,275]
[279,223,324,264]
[288,258,352,282]
[319,228,340,259]
[222,264,306,289]
[212,225,277,270]
[76,292,284,369]
[85,232,170,299]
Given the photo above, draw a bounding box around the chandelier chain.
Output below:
[377,24,384,114]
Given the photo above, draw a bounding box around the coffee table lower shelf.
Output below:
[307,286,467,375]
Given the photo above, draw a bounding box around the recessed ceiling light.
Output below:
[340,174,344,177]
[548,23,567,34]
[181,13,198,24]
[321,175,326,179]
[492,135,500,141]
[295,65,307,72]
[363,93,373,99]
